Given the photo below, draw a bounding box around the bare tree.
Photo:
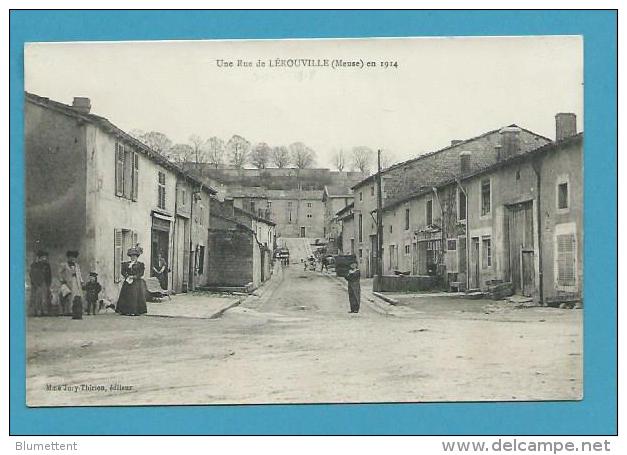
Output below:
[188,134,206,163]
[289,142,316,169]
[271,145,290,168]
[250,142,271,169]
[169,143,195,163]
[205,136,225,168]
[380,149,398,169]
[332,148,347,171]
[351,146,374,174]
[226,134,251,168]
[137,131,172,155]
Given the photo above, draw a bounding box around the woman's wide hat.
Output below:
[127,244,143,257]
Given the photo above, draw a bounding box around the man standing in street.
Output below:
[29,250,51,316]
[344,262,361,313]
[59,250,84,316]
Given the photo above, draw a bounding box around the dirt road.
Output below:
[26,265,582,406]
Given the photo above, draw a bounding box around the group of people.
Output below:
[29,245,169,318]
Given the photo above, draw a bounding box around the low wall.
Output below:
[374,275,437,292]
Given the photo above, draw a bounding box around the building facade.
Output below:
[371,114,582,304]
[207,199,276,290]
[25,92,216,303]
[351,125,552,277]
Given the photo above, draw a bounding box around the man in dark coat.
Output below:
[344,262,361,313]
[29,250,51,316]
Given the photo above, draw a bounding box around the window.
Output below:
[389,225,393,234]
[447,239,457,251]
[516,170,521,180]
[558,182,569,210]
[358,214,363,242]
[358,248,363,258]
[307,202,312,208]
[287,201,293,208]
[458,189,467,221]
[267,201,272,208]
[481,179,491,216]
[180,188,187,208]
[482,236,492,268]
[307,214,312,218]
[250,201,256,213]
[157,172,166,209]
[350,239,355,255]
[405,208,410,230]
[555,224,577,289]
[115,142,139,201]
[405,244,410,255]
[426,200,433,225]
[359,192,363,201]
[114,228,137,282]
[371,186,375,196]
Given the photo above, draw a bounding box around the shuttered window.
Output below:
[481,179,491,216]
[158,172,166,209]
[132,153,139,201]
[114,228,138,282]
[114,229,123,282]
[115,144,125,196]
[115,142,139,201]
[556,233,576,286]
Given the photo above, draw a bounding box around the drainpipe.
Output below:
[455,180,470,291]
[532,159,544,305]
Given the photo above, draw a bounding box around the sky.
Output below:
[24,36,583,169]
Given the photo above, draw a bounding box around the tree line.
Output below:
[130,130,396,174]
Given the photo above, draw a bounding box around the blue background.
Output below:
[9,10,617,435]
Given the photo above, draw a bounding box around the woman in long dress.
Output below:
[116,245,147,316]
[152,252,168,290]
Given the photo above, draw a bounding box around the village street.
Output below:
[26,265,582,407]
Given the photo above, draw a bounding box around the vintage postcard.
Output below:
[23,36,583,406]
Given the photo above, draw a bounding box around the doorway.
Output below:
[151,217,170,279]
[300,226,306,238]
[507,201,534,296]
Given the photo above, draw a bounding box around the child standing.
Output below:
[85,272,103,315]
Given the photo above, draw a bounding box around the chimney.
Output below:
[72,97,91,114]
[499,126,522,159]
[494,144,503,161]
[459,151,472,174]
[555,113,577,141]
[451,140,463,146]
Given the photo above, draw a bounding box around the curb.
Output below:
[145,297,243,320]
[372,292,399,305]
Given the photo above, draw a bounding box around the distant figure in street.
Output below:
[344,262,361,313]
[320,256,328,273]
[29,250,51,316]
[85,272,102,315]
[116,245,147,316]
[58,250,84,316]
[152,252,168,291]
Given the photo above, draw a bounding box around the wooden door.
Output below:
[508,201,534,295]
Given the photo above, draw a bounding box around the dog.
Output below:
[99,298,116,313]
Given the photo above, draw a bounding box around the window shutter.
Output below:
[557,234,576,286]
[114,229,122,283]
[115,144,124,196]
[132,153,139,201]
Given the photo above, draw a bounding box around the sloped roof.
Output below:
[382,132,583,212]
[25,92,217,194]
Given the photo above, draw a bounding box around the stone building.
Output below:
[350,125,552,278]
[207,199,276,291]
[373,114,582,304]
[322,185,353,253]
[25,92,216,302]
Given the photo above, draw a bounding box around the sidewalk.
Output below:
[146,292,242,319]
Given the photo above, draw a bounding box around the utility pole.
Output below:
[375,149,384,289]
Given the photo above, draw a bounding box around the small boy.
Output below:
[85,272,103,315]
